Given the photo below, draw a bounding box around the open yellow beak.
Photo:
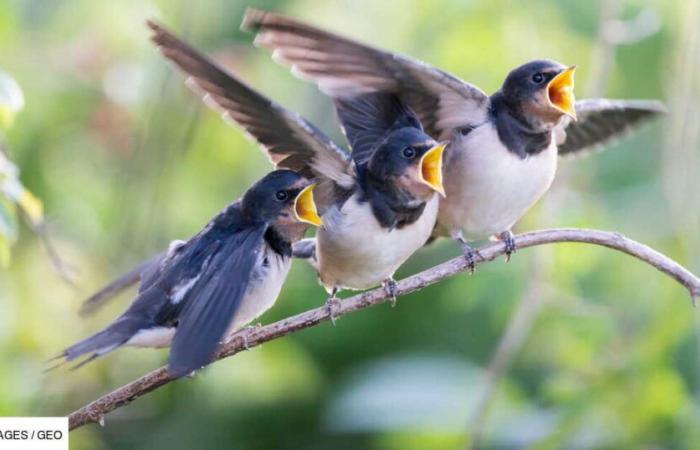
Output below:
[419,142,447,197]
[547,65,577,120]
[293,184,323,227]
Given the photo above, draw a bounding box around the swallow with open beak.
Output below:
[58,170,322,377]
[242,9,666,268]
[147,22,445,321]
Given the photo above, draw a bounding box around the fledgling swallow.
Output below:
[148,22,446,320]
[57,170,322,377]
[242,9,666,268]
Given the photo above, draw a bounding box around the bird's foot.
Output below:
[461,242,482,274]
[383,278,398,307]
[326,290,341,325]
[239,324,261,351]
[452,230,482,274]
[497,230,517,262]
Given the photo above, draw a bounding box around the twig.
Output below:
[66,228,700,430]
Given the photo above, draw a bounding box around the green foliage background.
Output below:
[0,0,698,448]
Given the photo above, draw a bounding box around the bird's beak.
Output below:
[547,65,577,120]
[293,184,324,227]
[419,142,447,197]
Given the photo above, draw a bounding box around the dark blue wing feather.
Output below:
[334,93,422,168]
[148,21,354,190]
[167,225,266,377]
[62,202,248,368]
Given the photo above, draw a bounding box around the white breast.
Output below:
[227,243,291,333]
[316,193,439,291]
[125,242,291,349]
[436,123,558,240]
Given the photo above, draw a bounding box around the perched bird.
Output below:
[242,8,666,267]
[148,22,446,320]
[59,170,322,377]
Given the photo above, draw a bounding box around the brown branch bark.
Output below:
[67,228,700,430]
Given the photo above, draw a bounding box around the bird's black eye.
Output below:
[402,147,416,158]
[275,190,288,201]
[531,72,545,84]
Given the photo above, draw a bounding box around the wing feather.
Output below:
[242,8,490,141]
[168,225,265,377]
[557,99,666,155]
[148,21,355,189]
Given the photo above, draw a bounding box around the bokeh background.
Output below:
[1,0,699,448]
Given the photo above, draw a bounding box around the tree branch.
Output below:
[67,228,700,430]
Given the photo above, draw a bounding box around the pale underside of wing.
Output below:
[243,9,491,142]
[149,20,355,193]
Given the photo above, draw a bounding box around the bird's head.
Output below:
[242,170,323,238]
[368,127,446,201]
[502,59,577,125]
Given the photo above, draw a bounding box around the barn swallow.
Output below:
[242,9,666,268]
[148,22,445,321]
[58,170,322,377]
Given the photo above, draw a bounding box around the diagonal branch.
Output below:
[66,228,700,430]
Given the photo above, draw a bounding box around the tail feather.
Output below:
[63,328,127,362]
[60,317,147,369]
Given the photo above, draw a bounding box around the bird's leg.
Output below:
[496,230,517,262]
[326,287,341,325]
[382,278,398,307]
[451,229,481,274]
[238,323,262,351]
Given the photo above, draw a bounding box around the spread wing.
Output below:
[242,8,490,142]
[335,93,423,167]
[168,225,266,377]
[148,21,355,190]
[556,99,666,155]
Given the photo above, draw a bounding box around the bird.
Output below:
[57,169,323,377]
[241,8,666,268]
[147,21,446,321]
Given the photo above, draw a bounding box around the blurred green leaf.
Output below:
[0,70,24,131]
[0,196,18,241]
[0,70,45,265]
[0,197,16,266]
[1,149,44,225]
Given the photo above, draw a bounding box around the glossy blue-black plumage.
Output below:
[336,93,438,228]
[62,169,307,376]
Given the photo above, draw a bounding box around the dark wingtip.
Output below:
[146,19,169,44]
[241,7,269,32]
[145,19,159,30]
[650,100,668,115]
[79,258,154,315]
[167,361,201,379]
[79,288,117,316]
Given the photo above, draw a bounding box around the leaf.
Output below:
[0,70,24,131]
[0,196,18,242]
[0,233,10,267]
[17,188,43,225]
[0,152,44,226]
[0,197,16,268]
